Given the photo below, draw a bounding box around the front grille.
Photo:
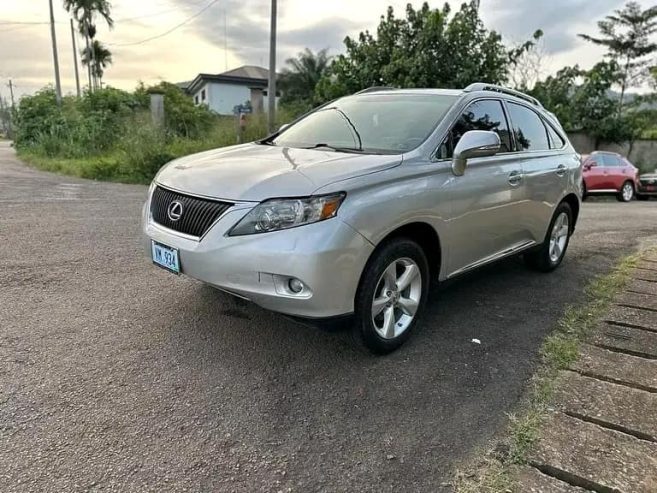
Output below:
[150,186,232,237]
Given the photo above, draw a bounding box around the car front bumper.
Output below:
[141,200,374,318]
[638,184,657,196]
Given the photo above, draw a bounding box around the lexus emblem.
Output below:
[167,201,183,222]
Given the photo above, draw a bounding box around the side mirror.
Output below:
[278,123,290,133]
[583,161,596,171]
[452,130,501,176]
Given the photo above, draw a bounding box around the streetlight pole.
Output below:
[267,0,277,133]
[48,0,63,105]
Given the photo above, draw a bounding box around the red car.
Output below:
[581,151,639,202]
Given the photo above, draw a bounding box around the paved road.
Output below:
[1,140,656,492]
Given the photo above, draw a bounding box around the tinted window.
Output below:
[507,102,550,151]
[272,94,457,154]
[547,124,565,149]
[441,100,511,158]
[602,154,621,167]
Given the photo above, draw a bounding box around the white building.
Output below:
[182,65,278,115]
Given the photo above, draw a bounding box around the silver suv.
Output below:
[142,84,581,353]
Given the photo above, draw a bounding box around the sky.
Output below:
[0,0,655,100]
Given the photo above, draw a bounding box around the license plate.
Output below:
[646,185,656,191]
[151,241,180,274]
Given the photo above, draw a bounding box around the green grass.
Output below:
[455,252,643,492]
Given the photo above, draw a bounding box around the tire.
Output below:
[353,238,430,354]
[525,202,572,273]
[581,181,588,202]
[617,181,634,202]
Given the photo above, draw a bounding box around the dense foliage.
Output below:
[313,1,527,102]
[13,85,254,183]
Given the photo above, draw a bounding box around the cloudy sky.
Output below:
[1,0,654,99]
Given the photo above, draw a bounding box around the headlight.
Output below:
[228,193,346,236]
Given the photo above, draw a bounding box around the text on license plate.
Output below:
[151,241,180,274]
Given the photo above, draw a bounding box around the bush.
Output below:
[14,83,299,183]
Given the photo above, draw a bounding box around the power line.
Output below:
[108,0,220,47]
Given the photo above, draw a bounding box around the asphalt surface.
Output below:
[1,139,656,492]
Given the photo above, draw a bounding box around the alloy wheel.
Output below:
[622,182,634,201]
[371,257,422,339]
[549,212,569,263]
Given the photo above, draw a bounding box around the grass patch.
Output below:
[456,252,642,492]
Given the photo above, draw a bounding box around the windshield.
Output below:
[270,93,458,154]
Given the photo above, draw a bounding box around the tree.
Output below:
[578,1,657,112]
[81,40,113,86]
[279,48,331,112]
[315,1,531,102]
[531,61,634,147]
[63,0,114,90]
[508,29,548,91]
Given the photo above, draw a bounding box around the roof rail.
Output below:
[354,86,396,95]
[463,83,542,107]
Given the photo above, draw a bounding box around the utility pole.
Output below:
[70,19,81,97]
[48,0,63,105]
[267,0,277,133]
[223,9,228,72]
[8,80,15,110]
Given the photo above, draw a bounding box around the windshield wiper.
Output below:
[302,143,367,153]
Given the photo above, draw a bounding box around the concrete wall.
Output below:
[567,132,657,170]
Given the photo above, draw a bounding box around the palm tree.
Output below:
[279,48,331,109]
[81,40,113,87]
[63,0,113,91]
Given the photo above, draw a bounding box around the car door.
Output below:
[601,153,627,190]
[505,101,568,244]
[584,154,606,190]
[438,99,529,277]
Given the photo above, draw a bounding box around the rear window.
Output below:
[507,102,550,151]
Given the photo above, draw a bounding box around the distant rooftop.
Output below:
[219,65,270,80]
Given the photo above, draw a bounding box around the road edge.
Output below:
[454,248,656,492]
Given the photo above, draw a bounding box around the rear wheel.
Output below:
[581,181,588,202]
[525,202,572,272]
[353,238,429,354]
[617,181,634,202]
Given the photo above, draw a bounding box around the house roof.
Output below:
[220,65,270,80]
[186,65,273,94]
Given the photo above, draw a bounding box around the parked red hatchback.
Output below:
[581,151,639,202]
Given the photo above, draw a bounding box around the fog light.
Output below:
[288,278,304,293]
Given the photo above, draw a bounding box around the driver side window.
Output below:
[437,99,512,159]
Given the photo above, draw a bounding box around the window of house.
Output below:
[194,95,199,104]
[507,102,550,151]
[438,99,511,159]
[201,89,206,101]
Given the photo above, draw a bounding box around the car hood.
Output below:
[640,173,657,180]
[155,143,402,201]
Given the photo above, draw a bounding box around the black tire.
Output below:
[617,181,634,202]
[353,238,430,354]
[525,202,573,273]
[637,194,649,201]
[581,181,587,202]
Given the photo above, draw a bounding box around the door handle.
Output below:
[556,164,567,177]
[508,170,523,186]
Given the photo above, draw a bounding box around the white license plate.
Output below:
[151,241,180,274]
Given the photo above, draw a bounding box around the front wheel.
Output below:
[353,238,429,354]
[617,181,634,202]
[525,202,572,272]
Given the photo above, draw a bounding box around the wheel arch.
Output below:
[367,222,442,282]
[561,193,580,233]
